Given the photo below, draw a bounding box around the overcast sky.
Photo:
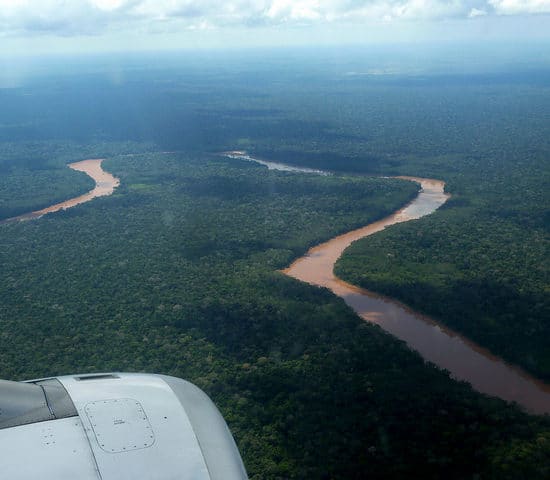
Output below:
[1,0,549,54]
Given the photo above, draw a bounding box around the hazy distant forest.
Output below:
[0,51,549,478]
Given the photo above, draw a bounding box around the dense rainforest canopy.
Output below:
[0,52,548,478]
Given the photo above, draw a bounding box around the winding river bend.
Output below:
[228,151,550,415]
[5,153,549,413]
[1,159,119,224]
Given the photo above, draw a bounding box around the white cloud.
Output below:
[488,0,550,14]
[265,0,323,21]
[0,0,549,38]
[469,6,488,14]
[91,0,128,10]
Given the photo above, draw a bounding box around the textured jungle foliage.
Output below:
[0,53,548,478]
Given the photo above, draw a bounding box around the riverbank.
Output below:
[225,151,550,414]
[284,177,550,414]
[1,159,119,224]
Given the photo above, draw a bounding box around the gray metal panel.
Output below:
[85,398,155,453]
[0,379,54,429]
[2,373,247,479]
[159,375,248,480]
[36,378,78,419]
[58,373,212,480]
[0,417,100,480]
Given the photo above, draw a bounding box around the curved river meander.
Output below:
[1,159,119,224]
[226,151,550,414]
[4,153,550,414]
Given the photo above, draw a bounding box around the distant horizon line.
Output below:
[3,39,550,59]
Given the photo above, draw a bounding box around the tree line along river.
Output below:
[4,152,550,414]
[227,151,550,415]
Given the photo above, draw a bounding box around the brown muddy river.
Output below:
[6,152,550,413]
[2,159,119,223]
[228,151,550,414]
